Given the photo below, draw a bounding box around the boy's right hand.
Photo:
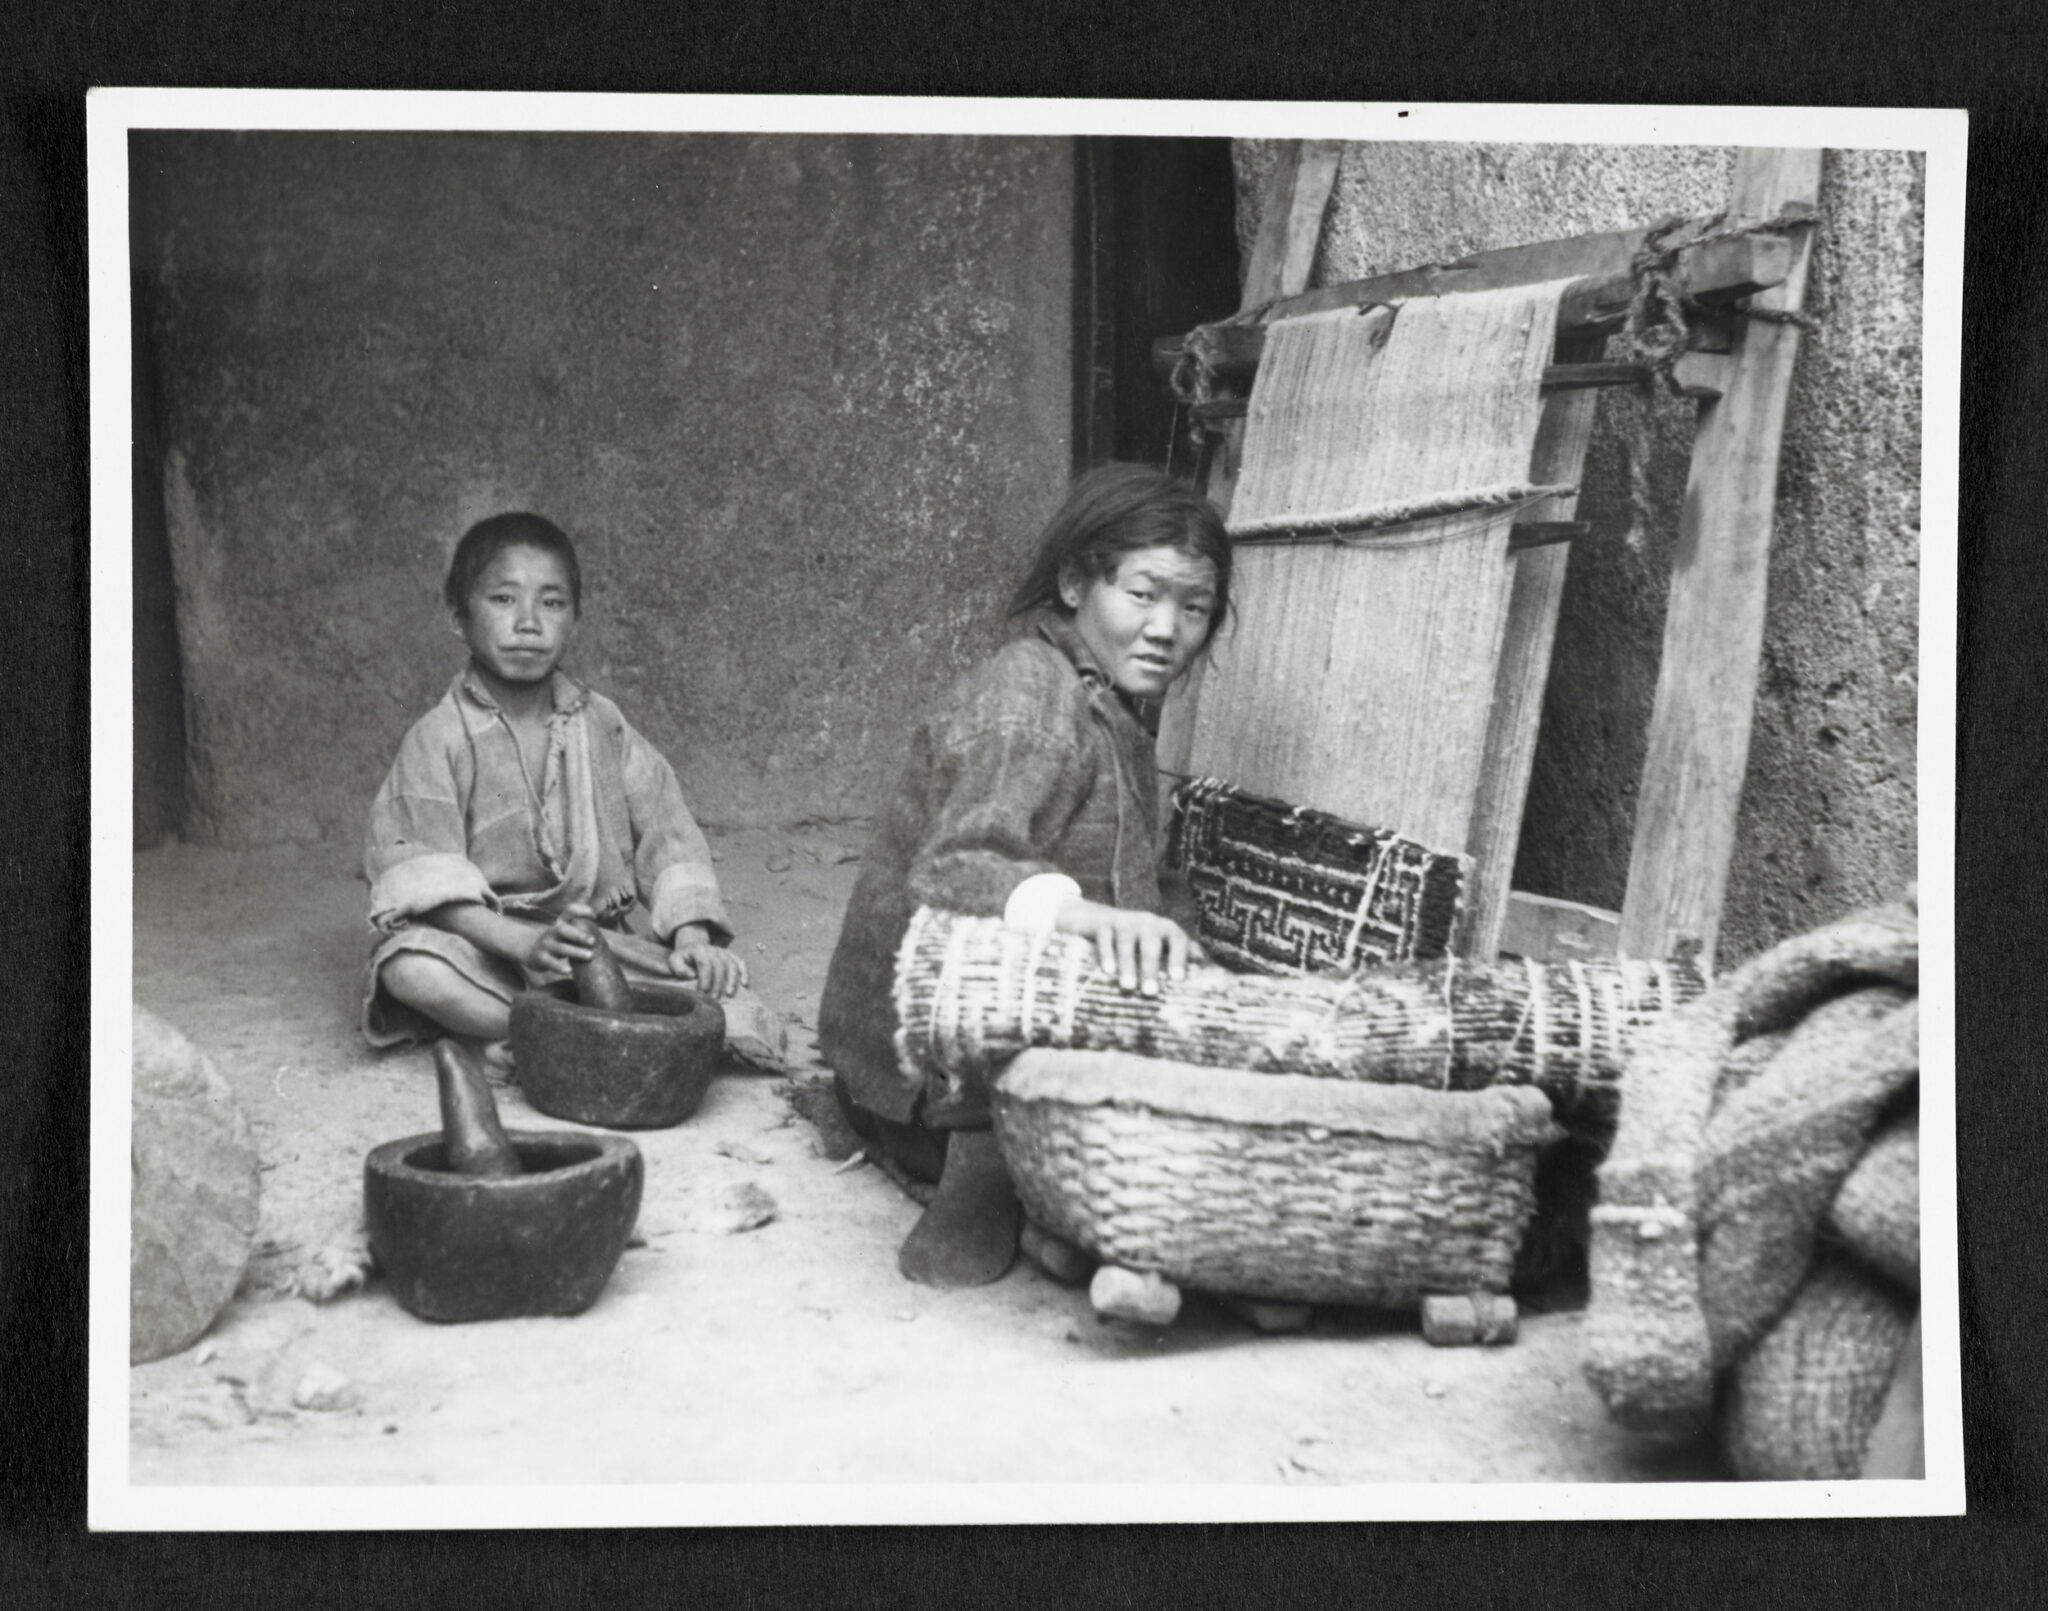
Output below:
[524,905,600,985]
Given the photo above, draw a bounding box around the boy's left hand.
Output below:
[669,939,748,999]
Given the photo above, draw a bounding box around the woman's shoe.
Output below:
[896,1129,1019,1288]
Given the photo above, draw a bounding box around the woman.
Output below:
[817,464,1233,1287]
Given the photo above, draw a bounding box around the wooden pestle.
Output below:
[563,909,635,1012]
[432,1040,522,1178]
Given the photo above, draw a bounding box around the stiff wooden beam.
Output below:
[1616,148,1824,969]
[1541,362,1655,392]
[1460,326,1606,959]
[1243,140,1347,308]
[1506,521,1592,552]
[1150,230,1794,383]
[1498,891,1622,963]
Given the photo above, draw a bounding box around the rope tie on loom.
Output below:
[1168,297,1279,411]
[1019,927,1046,1050]
[1055,930,1086,1045]
[1596,966,1626,1073]
[1571,961,1595,1087]
[932,911,972,1082]
[1338,831,1394,964]
[1437,956,1459,1091]
[1615,206,1824,550]
[1513,955,1546,1097]
[1225,481,1578,548]
[1167,298,1281,469]
[1307,969,1364,1058]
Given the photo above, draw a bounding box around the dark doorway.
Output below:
[1073,138,1241,477]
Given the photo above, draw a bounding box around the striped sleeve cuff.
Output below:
[366,853,497,934]
[647,862,734,948]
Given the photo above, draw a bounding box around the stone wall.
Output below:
[133,131,1074,845]
[1234,141,1923,961]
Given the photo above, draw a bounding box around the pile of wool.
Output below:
[1582,891,1922,1479]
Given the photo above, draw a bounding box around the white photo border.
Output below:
[88,88,1966,1529]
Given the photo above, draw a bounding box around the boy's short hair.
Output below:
[1007,463,1233,647]
[443,512,583,617]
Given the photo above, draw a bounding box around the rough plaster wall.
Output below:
[1234,141,1922,961]
[134,132,1072,846]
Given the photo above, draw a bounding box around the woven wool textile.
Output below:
[1164,777,1469,972]
[1187,284,1572,848]
[893,908,1701,1116]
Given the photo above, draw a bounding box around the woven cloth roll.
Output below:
[1826,1107,1919,1293]
[893,907,1702,1114]
[1164,777,1469,972]
[1718,1256,1916,1481]
[993,1048,1559,1306]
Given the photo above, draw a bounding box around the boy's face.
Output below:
[454,543,578,690]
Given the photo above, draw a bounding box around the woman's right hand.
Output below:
[1053,898,1203,997]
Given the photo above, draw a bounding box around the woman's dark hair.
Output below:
[1007,463,1232,646]
[442,512,582,617]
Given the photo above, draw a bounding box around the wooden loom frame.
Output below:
[1151,144,1823,973]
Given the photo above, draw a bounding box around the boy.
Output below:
[362,512,744,1074]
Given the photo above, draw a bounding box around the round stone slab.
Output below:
[131,1008,262,1364]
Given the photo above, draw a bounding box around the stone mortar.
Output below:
[363,1130,644,1324]
[511,980,726,1130]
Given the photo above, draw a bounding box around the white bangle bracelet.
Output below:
[1003,873,1083,934]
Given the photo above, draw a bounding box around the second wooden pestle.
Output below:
[432,1039,522,1178]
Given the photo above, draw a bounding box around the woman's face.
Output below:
[1060,544,1218,700]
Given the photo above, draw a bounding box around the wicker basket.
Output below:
[993,1048,1561,1308]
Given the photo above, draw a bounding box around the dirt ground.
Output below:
[127,828,1726,1490]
